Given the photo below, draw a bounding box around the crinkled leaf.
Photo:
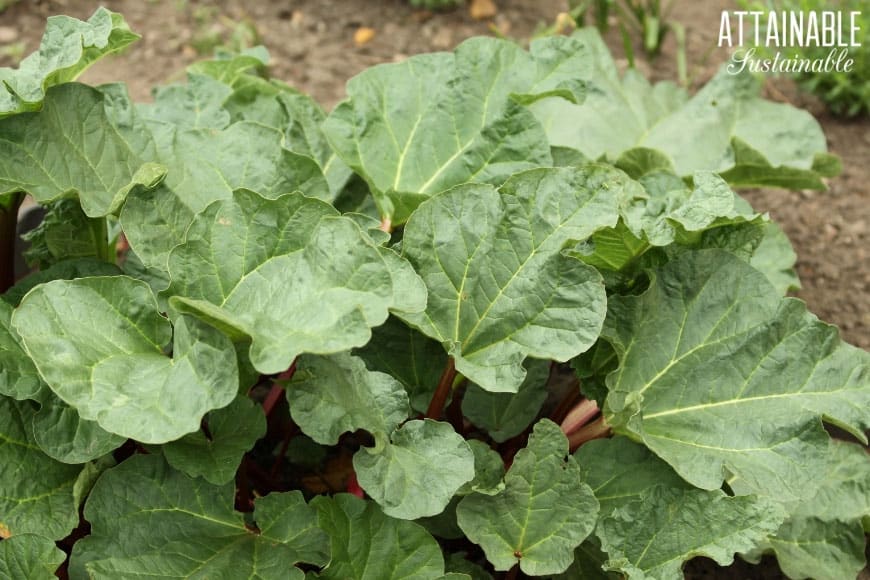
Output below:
[575,436,692,516]
[0,7,138,117]
[12,277,239,444]
[461,359,549,442]
[456,420,599,575]
[765,518,865,580]
[161,395,266,485]
[750,222,800,295]
[287,353,410,445]
[1,258,121,307]
[597,487,785,580]
[742,440,870,580]
[21,199,109,269]
[71,454,327,579]
[324,35,589,222]
[166,190,423,374]
[445,553,492,580]
[603,250,870,500]
[0,398,84,540]
[27,397,124,464]
[312,493,445,579]
[460,439,505,496]
[121,120,329,274]
[0,534,65,580]
[399,166,625,392]
[574,171,762,273]
[354,316,448,413]
[531,29,835,190]
[139,73,232,130]
[0,301,44,401]
[0,83,165,217]
[354,419,474,520]
[553,539,621,580]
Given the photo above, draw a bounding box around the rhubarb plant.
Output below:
[0,8,867,580]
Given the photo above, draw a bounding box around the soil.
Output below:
[1,0,867,578]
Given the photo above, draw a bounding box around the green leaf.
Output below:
[531,29,835,190]
[27,397,125,464]
[287,353,410,445]
[0,301,44,401]
[121,120,329,274]
[445,553,493,580]
[161,395,266,484]
[71,454,327,579]
[552,539,621,580]
[575,436,692,516]
[749,222,800,295]
[1,258,121,307]
[0,534,66,580]
[602,250,870,500]
[311,493,445,579]
[166,190,423,374]
[0,83,165,217]
[456,419,599,575]
[12,277,239,443]
[324,36,589,222]
[0,7,139,117]
[461,359,549,442]
[745,440,870,580]
[354,316,448,414]
[597,487,785,580]
[354,419,475,520]
[139,73,232,130]
[21,199,109,269]
[399,166,626,393]
[0,398,84,540]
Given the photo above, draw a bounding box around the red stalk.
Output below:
[426,357,456,420]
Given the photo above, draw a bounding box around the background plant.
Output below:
[0,8,866,580]
[737,0,870,117]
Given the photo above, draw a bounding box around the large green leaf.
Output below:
[121,120,329,275]
[324,35,588,223]
[575,436,692,517]
[749,222,800,295]
[354,419,475,520]
[312,494,445,579]
[160,395,266,485]
[531,29,836,190]
[1,258,121,307]
[0,301,44,401]
[597,487,785,580]
[461,359,550,442]
[26,397,125,464]
[71,454,328,579]
[744,440,870,580]
[399,166,625,392]
[287,353,410,445]
[0,7,138,117]
[354,316,449,413]
[576,437,786,579]
[166,190,424,374]
[0,398,85,541]
[602,250,870,500]
[456,420,599,575]
[0,534,66,580]
[12,277,239,443]
[0,83,165,217]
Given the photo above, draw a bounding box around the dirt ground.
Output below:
[0,1,867,576]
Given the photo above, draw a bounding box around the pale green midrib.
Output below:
[643,388,854,420]
[460,189,603,352]
[416,58,505,194]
